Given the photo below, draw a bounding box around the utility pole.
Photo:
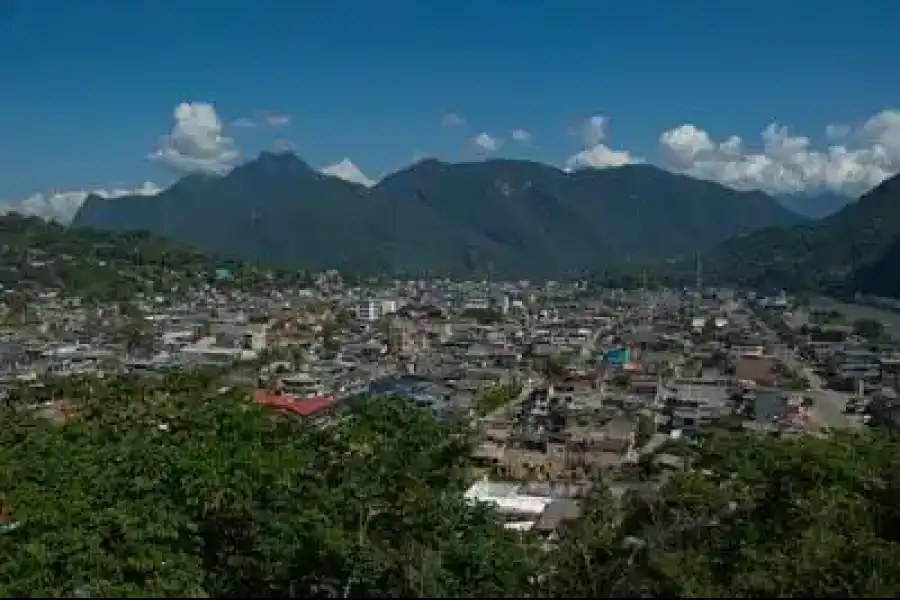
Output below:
[695,252,703,292]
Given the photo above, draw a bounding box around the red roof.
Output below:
[253,390,337,417]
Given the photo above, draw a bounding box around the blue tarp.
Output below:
[604,347,630,366]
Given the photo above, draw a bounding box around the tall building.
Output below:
[354,298,399,322]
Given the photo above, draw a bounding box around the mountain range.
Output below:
[677,171,900,294]
[850,238,900,299]
[71,152,803,276]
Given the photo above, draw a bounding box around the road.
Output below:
[780,347,862,429]
[760,315,861,430]
[805,390,859,429]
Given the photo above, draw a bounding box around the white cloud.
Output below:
[565,145,644,171]
[230,117,256,128]
[150,102,240,175]
[321,158,375,187]
[259,111,290,127]
[564,115,644,172]
[441,112,465,128]
[471,132,503,154]
[511,128,533,144]
[659,109,900,197]
[1,182,160,224]
[230,111,290,129]
[270,139,296,153]
[570,115,609,147]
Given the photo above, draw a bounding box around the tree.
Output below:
[784,374,810,390]
[476,383,522,417]
[635,413,655,448]
[0,374,539,597]
[8,373,900,597]
[2,291,28,325]
[559,429,900,597]
[543,488,643,597]
[853,317,885,341]
[610,372,633,389]
[544,355,569,379]
[460,308,503,325]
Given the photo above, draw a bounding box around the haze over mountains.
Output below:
[775,192,853,219]
[71,152,803,276]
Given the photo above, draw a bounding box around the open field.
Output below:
[812,296,900,328]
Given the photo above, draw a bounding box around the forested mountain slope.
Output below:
[72,153,803,276]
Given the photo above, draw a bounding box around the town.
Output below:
[6,2,900,594]
[5,261,897,543]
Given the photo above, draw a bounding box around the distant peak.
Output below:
[228,151,312,179]
[321,158,375,187]
[386,157,448,179]
[411,157,446,169]
[255,150,308,166]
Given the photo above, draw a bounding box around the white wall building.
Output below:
[355,298,399,322]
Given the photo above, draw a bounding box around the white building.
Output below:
[355,298,399,322]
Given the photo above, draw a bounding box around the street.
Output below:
[805,389,859,429]
[761,315,861,430]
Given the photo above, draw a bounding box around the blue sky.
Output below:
[2,0,900,216]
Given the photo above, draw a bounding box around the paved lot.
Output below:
[758,310,862,431]
[807,389,861,430]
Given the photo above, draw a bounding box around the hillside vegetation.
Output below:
[72,153,802,277]
[850,236,900,298]
[0,213,302,302]
[699,172,900,293]
[3,373,900,597]
[607,172,900,295]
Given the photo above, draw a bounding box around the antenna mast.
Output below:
[695,253,703,292]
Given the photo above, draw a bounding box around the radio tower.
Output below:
[695,252,703,292]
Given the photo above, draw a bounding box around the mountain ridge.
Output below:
[72,152,804,276]
[656,171,900,293]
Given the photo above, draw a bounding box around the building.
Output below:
[253,390,338,419]
[278,372,326,399]
[882,358,900,394]
[663,378,731,436]
[364,374,474,420]
[463,477,585,536]
[355,298,399,322]
[211,322,267,352]
[735,356,777,387]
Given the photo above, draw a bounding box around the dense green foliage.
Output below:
[4,374,900,597]
[853,317,886,340]
[0,375,538,597]
[851,236,900,298]
[550,430,900,597]
[461,307,505,324]
[686,172,900,293]
[0,214,305,302]
[72,153,800,277]
[476,383,522,416]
